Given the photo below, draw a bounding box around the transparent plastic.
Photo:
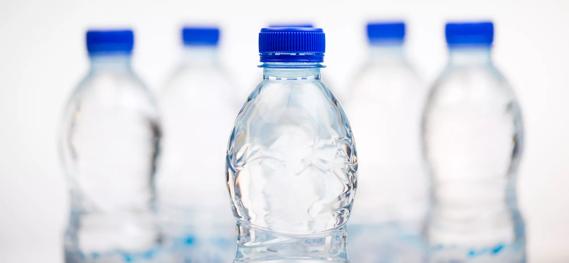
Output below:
[226,62,358,262]
[344,44,428,262]
[59,54,162,262]
[157,46,238,262]
[422,47,525,262]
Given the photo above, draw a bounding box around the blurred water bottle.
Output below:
[59,29,161,262]
[226,27,358,262]
[157,26,237,262]
[422,21,525,262]
[344,21,428,262]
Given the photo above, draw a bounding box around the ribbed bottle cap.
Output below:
[86,29,134,55]
[182,26,220,46]
[259,27,325,62]
[445,21,494,47]
[367,21,406,44]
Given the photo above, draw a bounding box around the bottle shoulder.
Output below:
[160,64,238,109]
[226,78,358,234]
[427,64,519,110]
[353,60,422,87]
[231,79,351,138]
[167,62,232,88]
[77,70,152,96]
[433,63,510,90]
[66,70,159,120]
[168,63,225,79]
[346,61,424,105]
[247,78,339,112]
[422,64,525,164]
[423,64,524,145]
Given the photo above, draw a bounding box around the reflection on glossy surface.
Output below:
[227,64,356,261]
[156,220,236,262]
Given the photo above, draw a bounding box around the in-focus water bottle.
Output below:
[422,21,525,262]
[59,29,161,262]
[344,21,428,262]
[157,26,237,262]
[226,27,358,262]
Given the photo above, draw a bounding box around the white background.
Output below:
[1,0,568,262]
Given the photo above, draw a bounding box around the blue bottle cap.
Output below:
[86,29,134,55]
[367,21,406,44]
[259,27,325,63]
[182,26,220,46]
[445,21,494,47]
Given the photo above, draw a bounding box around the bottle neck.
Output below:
[89,54,132,72]
[261,62,322,80]
[180,46,219,66]
[448,46,492,66]
[368,44,406,62]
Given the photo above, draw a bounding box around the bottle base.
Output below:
[428,239,526,263]
[64,246,162,263]
[234,221,348,263]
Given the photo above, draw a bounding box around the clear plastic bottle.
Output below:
[225,27,358,262]
[422,21,525,262]
[59,29,161,262]
[157,26,237,262]
[344,21,428,262]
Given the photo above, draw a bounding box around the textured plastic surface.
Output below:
[226,65,357,261]
[259,27,325,62]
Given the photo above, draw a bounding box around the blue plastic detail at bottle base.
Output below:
[445,21,494,47]
[182,26,220,46]
[86,29,134,55]
[367,21,406,44]
[259,27,325,62]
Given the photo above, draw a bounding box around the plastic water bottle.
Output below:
[344,21,428,262]
[59,29,161,262]
[225,27,358,262]
[157,26,237,262]
[422,21,525,262]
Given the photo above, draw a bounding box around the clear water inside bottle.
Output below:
[60,55,162,262]
[422,47,525,262]
[226,64,357,261]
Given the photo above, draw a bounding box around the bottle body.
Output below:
[422,48,525,262]
[345,45,428,262]
[60,55,161,262]
[226,64,357,261]
[157,47,237,262]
